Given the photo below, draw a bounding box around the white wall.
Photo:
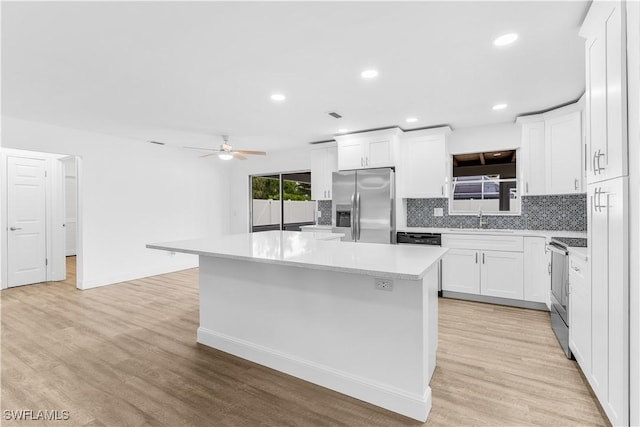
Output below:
[1,116,230,289]
[627,1,640,424]
[229,147,311,233]
[448,122,520,154]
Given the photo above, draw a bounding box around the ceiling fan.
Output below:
[185,135,266,160]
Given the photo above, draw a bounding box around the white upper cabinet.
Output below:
[336,128,401,170]
[517,102,584,195]
[519,120,546,195]
[581,0,628,184]
[397,127,451,198]
[310,144,337,200]
[545,110,583,194]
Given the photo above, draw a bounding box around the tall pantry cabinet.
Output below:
[580,1,629,425]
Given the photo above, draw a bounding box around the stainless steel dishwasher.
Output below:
[397,232,443,296]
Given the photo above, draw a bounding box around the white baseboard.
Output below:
[197,327,431,422]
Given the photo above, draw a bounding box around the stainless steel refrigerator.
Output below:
[331,168,395,244]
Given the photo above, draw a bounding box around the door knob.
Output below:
[9,226,22,231]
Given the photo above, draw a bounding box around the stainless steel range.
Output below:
[547,237,587,358]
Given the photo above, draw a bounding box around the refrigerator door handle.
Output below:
[356,192,361,240]
[350,193,356,241]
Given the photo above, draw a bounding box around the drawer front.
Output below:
[442,234,524,252]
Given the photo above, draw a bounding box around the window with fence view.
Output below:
[251,172,315,232]
[450,150,519,214]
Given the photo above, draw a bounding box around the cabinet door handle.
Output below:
[328,190,331,198]
[441,185,444,196]
[526,182,529,193]
[596,149,605,173]
[366,157,369,167]
[482,253,485,264]
[361,157,364,167]
[592,151,598,176]
[574,178,579,191]
[475,252,478,264]
[548,262,552,275]
[324,190,327,198]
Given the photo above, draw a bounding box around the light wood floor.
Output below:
[1,260,609,426]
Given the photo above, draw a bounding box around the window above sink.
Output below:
[449,149,520,215]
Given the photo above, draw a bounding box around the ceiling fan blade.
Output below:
[184,146,216,151]
[200,152,219,158]
[234,150,266,155]
[232,153,248,160]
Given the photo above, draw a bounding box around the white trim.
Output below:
[74,156,84,289]
[197,327,431,422]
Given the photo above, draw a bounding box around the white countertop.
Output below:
[300,224,333,231]
[568,246,589,261]
[147,230,447,280]
[398,227,587,240]
[307,231,343,240]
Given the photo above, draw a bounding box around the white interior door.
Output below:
[7,156,47,287]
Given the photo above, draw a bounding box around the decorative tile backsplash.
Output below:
[406,194,587,231]
[317,200,332,225]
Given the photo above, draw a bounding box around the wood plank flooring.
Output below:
[1,259,609,426]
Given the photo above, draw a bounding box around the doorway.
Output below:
[249,171,314,232]
[2,149,82,289]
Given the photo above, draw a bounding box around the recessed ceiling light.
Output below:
[270,93,286,102]
[338,128,349,134]
[493,33,518,46]
[405,117,418,123]
[361,69,379,79]
[492,103,508,110]
[218,152,233,160]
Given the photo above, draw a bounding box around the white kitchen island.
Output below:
[147,231,447,421]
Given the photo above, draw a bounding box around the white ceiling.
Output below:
[1,1,588,152]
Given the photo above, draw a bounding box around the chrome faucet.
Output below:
[478,210,488,229]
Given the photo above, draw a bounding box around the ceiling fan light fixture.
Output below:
[218,152,233,161]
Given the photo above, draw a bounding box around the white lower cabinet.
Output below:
[523,237,551,304]
[587,177,628,426]
[569,254,591,373]
[441,234,526,301]
[441,248,480,294]
[480,251,524,299]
